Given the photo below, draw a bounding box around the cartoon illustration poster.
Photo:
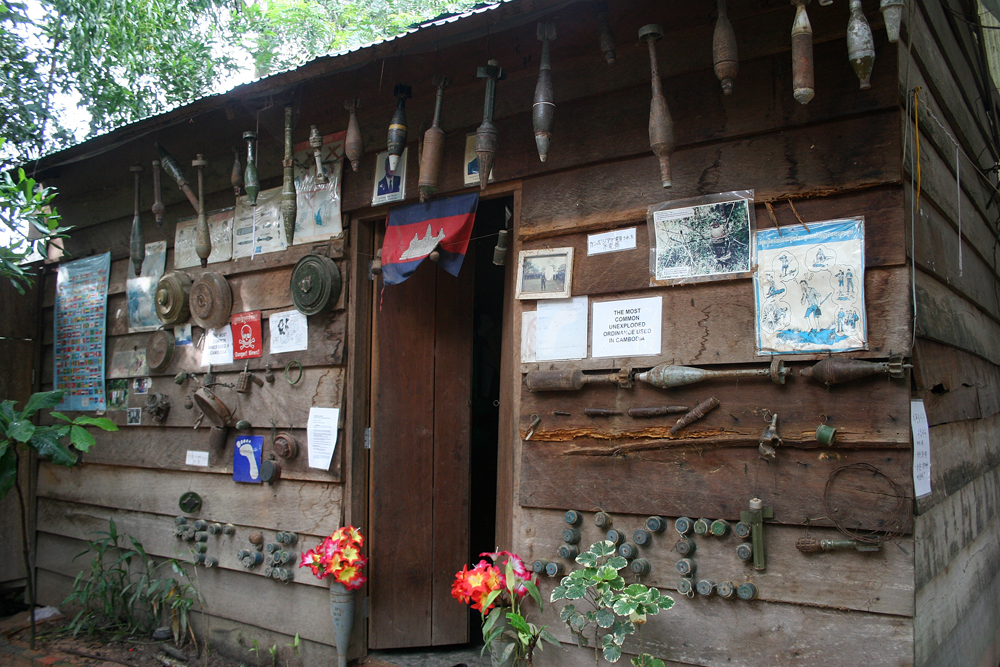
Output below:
[753,218,867,355]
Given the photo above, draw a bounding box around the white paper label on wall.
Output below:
[202,326,234,366]
[307,407,340,470]
[520,311,538,363]
[269,309,309,354]
[587,228,637,256]
[536,296,589,361]
[591,296,662,358]
[911,399,932,498]
[185,450,209,467]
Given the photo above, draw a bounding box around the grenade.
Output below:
[847,0,875,90]
[564,510,583,526]
[557,544,579,559]
[418,76,450,202]
[281,104,297,246]
[545,561,565,577]
[309,125,328,184]
[476,61,503,191]
[633,529,652,546]
[677,577,695,597]
[562,528,582,544]
[737,582,758,601]
[155,143,200,214]
[129,164,145,277]
[717,581,737,599]
[630,558,651,576]
[693,518,711,536]
[618,542,639,560]
[386,85,411,174]
[696,579,715,597]
[736,543,754,561]
[243,131,260,205]
[880,0,904,43]
[192,154,210,267]
[605,529,625,546]
[639,24,674,188]
[712,0,738,95]
[532,559,549,574]
[231,146,243,195]
[675,539,696,557]
[646,516,668,533]
[151,159,165,226]
[532,23,557,162]
[800,354,908,386]
[711,519,731,537]
[675,517,694,536]
[791,1,815,105]
[594,511,612,528]
[344,99,363,172]
[676,558,696,577]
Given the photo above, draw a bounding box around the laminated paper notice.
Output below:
[269,309,308,354]
[307,407,340,470]
[588,228,636,256]
[536,296,588,361]
[185,450,209,467]
[591,296,662,359]
[233,187,287,258]
[911,399,932,498]
[520,311,538,363]
[202,326,234,366]
[174,209,234,268]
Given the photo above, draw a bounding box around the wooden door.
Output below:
[369,254,474,648]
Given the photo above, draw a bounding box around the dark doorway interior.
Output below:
[467,195,511,641]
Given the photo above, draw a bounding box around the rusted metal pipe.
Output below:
[130,164,144,276]
[281,104,297,246]
[639,24,675,188]
[584,408,622,417]
[533,23,557,162]
[418,76,450,202]
[155,143,200,214]
[791,0,815,105]
[344,99,363,172]
[525,367,633,391]
[476,60,503,191]
[713,0,738,95]
[627,406,689,418]
[192,154,210,267]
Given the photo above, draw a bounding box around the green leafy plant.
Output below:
[0,388,116,647]
[63,518,203,643]
[0,143,69,293]
[286,633,302,667]
[550,541,673,667]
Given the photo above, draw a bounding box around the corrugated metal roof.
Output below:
[33,0,517,168]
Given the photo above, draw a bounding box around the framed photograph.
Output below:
[515,248,574,300]
[646,190,755,286]
[372,148,407,206]
[463,133,494,187]
[126,407,142,425]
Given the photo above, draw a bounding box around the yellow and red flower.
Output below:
[298,525,368,589]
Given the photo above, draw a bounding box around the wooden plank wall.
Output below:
[506,2,916,667]
[904,2,1000,666]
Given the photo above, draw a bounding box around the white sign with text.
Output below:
[591,296,662,359]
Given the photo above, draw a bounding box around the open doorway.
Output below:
[367,194,512,651]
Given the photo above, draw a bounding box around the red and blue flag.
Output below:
[381,192,479,285]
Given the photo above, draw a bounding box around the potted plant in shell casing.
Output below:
[299,526,367,667]
[452,551,558,667]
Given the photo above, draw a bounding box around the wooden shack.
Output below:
[9,0,1000,666]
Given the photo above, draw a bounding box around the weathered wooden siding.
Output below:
[502,2,914,667]
[903,2,1000,666]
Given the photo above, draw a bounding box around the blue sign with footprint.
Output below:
[233,435,263,484]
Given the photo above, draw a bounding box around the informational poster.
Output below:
[202,326,234,366]
[174,208,234,268]
[372,149,407,206]
[233,187,287,259]
[234,435,263,483]
[54,252,111,411]
[463,133,494,187]
[911,399,932,498]
[307,407,340,470]
[293,131,345,243]
[536,296,589,361]
[269,309,308,354]
[231,311,263,360]
[753,218,867,355]
[588,228,636,256]
[647,192,753,286]
[126,241,167,333]
[108,348,147,378]
[591,296,662,359]
[520,311,538,363]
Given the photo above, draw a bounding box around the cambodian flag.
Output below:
[381,192,479,285]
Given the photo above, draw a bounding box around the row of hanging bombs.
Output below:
[128,0,906,278]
